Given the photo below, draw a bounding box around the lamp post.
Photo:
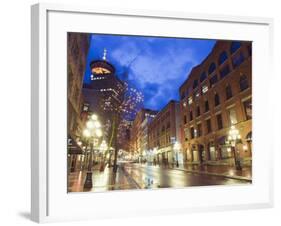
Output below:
[99,139,108,171]
[173,141,181,168]
[227,125,242,170]
[83,114,102,189]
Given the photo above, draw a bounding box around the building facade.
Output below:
[131,109,157,159]
[179,41,252,166]
[82,54,126,151]
[148,100,182,165]
[67,32,90,172]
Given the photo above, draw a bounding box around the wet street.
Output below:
[68,163,250,192]
[123,163,249,189]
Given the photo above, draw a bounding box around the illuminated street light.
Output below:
[173,141,181,168]
[83,129,90,138]
[83,113,103,188]
[91,114,98,120]
[227,125,242,170]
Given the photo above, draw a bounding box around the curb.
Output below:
[172,167,252,182]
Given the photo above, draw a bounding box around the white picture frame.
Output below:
[31,3,274,223]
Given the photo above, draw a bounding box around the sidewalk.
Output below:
[68,165,138,192]
[168,163,252,182]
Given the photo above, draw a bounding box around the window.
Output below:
[220,65,231,79]
[183,115,187,124]
[248,45,252,56]
[206,119,212,133]
[193,79,198,89]
[196,106,201,117]
[197,123,202,137]
[202,85,208,94]
[228,108,238,125]
[216,114,223,130]
[214,93,220,106]
[200,72,207,82]
[239,74,249,91]
[230,41,241,54]
[190,127,195,139]
[218,51,228,65]
[180,92,185,100]
[232,52,245,68]
[210,74,218,87]
[208,62,216,75]
[205,100,209,112]
[190,111,193,121]
[188,96,193,105]
[166,122,170,129]
[225,85,233,100]
[243,99,252,120]
[184,128,189,141]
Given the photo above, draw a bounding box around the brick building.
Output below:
[148,100,182,165]
[131,109,157,159]
[67,32,90,172]
[179,40,252,165]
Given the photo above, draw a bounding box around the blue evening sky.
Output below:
[84,34,216,111]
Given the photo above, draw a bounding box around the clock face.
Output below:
[92,67,111,74]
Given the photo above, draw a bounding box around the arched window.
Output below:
[193,79,198,89]
[208,63,216,75]
[214,93,220,106]
[218,51,228,65]
[230,41,241,54]
[225,84,233,99]
[200,72,207,82]
[239,74,249,91]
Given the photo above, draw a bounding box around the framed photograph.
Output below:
[31,3,274,223]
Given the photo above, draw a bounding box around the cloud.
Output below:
[86,34,215,110]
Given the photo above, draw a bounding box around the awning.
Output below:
[246,131,252,142]
[68,135,84,155]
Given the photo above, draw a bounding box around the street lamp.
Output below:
[227,125,242,170]
[99,140,108,172]
[83,114,103,189]
[173,141,181,168]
